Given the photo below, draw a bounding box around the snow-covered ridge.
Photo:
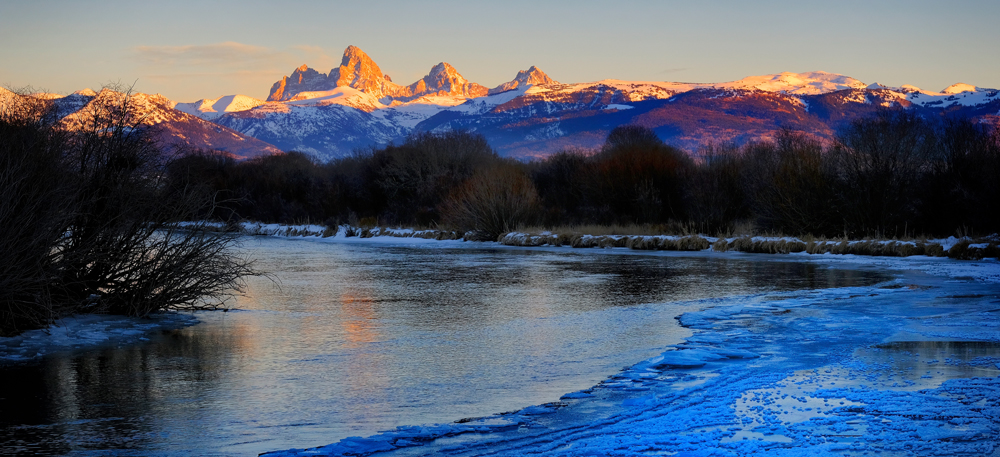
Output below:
[548,70,868,100]
[173,94,265,120]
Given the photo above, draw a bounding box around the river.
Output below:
[0,237,888,456]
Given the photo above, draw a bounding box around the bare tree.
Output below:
[832,109,933,237]
[0,91,72,334]
[742,130,837,236]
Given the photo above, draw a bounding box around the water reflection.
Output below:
[862,341,1000,387]
[0,240,888,456]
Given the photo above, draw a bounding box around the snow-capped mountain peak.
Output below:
[942,83,978,94]
[489,66,558,95]
[407,62,487,99]
[328,45,399,101]
[722,71,867,95]
[265,46,490,106]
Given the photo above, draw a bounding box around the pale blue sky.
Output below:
[2,0,998,102]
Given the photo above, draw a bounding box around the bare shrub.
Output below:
[0,86,259,334]
[442,163,539,239]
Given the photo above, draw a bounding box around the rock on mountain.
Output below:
[267,46,487,104]
[405,62,488,100]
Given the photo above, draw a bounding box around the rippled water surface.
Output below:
[0,238,888,456]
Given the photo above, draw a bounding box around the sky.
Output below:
[1,0,998,102]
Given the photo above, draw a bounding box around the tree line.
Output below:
[168,109,1000,240]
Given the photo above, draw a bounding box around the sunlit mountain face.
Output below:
[1,86,281,159]
[10,46,998,161]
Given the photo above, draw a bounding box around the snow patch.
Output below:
[0,313,198,362]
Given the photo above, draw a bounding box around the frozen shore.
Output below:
[0,312,198,362]
[232,221,1000,260]
[262,251,1000,456]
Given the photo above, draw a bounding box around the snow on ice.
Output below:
[262,251,1000,457]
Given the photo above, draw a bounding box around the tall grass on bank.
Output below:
[236,219,996,260]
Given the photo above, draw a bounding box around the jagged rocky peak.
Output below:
[489,66,557,95]
[408,62,488,98]
[268,64,330,101]
[328,45,402,100]
[265,46,493,103]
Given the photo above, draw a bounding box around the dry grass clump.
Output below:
[804,239,949,257]
[302,222,1000,262]
[501,233,710,251]
[518,223,696,237]
[362,227,461,240]
[948,241,1000,260]
[723,237,807,254]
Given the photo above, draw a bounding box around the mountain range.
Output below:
[6,46,1000,161]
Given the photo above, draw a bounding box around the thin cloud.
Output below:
[133,42,277,67]
[132,42,339,74]
[143,69,284,81]
[129,42,343,100]
[657,67,687,76]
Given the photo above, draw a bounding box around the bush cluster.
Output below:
[0,89,257,336]
[167,109,1000,240]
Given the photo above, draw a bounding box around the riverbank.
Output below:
[234,221,1000,260]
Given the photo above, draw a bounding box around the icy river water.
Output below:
[0,236,950,456]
